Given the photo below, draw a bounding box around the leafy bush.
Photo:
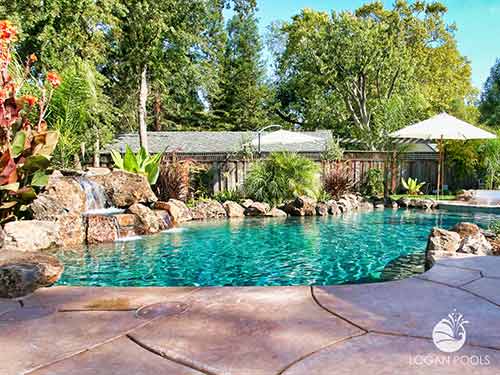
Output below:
[213,189,244,203]
[401,177,425,195]
[110,145,162,184]
[323,162,355,199]
[481,138,500,189]
[244,152,319,206]
[316,189,332,202]
[189,165,214,199]
[362,168,384,197]
[154,152,192,202]
[0,21,61,221]
[321,138,344,162]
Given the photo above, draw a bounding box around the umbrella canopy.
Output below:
[390,113,496,140]
[251,130,323,146]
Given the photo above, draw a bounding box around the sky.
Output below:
[254,0,500,91]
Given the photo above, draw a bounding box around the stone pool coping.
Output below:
[438,200,500,214]
[2,256,500,374]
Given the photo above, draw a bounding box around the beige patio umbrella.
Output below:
[390,113,496,197]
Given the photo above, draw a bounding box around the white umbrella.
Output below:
[251,130,323,150]
[390,113,496,197]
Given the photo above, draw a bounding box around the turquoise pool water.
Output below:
[54,209,499,287]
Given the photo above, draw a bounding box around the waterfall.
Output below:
[78,177,124,215]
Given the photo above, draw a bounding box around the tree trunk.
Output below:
[138,66,149,153]
[153,91,162,131]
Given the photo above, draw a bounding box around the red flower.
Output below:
[18,95,38,107]
[0,20,16,42]
[46,71,61,88]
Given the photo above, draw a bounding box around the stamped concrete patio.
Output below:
[2,256,500,375]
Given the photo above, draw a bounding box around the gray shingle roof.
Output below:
[104,130,333,154]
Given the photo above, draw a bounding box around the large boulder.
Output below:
[156,199,192,223]
[89,170,157,208]
[457,190,474,201]
[240,199,254,209]
[56,214,86,247]
[223,201,245,218]
[337,198,352,213]
[128,203,167,234]
[283,196,316,216]
[31,171,86,220]
[245,202,270,216]
[426,227,461,255]
[453,223,492,256]
[86,215,119,244]
[191,200,227,220]
[2,221,59,252]
[0,251,63,298]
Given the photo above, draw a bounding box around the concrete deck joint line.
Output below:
[126,334,219,375]
[276,332,368,375]
[310,286,368,333]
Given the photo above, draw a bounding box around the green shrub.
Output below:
[489,220,500,236]
[213,189,245,203]
[362,168,384,197]
[321,138,344,162]
[244,152,319,206]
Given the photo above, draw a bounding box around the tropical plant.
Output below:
[213,189,244,203]
[244,151,319,206]
[315,189,332,202]
[401,177,426,195]
[323,162,356,200]
[489,220,500,236]
[110,145,162,185]
[362,168,384,197]
[480,138,500,189]
[0,20,61,221]
[154,151,192,202]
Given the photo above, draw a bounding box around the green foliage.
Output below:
[321,138,344,162]
[489,220,500,236]
[211,1,269,130]
[244,152,319,206]
[48,60,115,168]
[362,168,384,197]
[401,177,426,195]
[479,59,500,128]
[315,189,332,202]
[110,145,162,184]
[480,138,500,189]
[213,189,244,203]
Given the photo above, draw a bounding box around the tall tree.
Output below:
[270,1,475,149]
[212,1,268,130]
[479,59,500,128]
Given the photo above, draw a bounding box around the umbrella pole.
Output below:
[437,137,443,200]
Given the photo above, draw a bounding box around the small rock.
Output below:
[191,200,227,220]
[283,196,316,216]
[326,200,341,215]
[2,221,59,252]
[337,198,352,213]
[266,207,287,217]
[397,197,411,208]
[128,203,167,234]
[316,202,329,216]
[245,202,270,216]
[161,199,192,223]
[240,199,254,209]
[223,201,245,218]
[374,203,385,210]
[358,199,374,211]
[392,202,399,209]
[0,251,64,299]
[457,190,474,201]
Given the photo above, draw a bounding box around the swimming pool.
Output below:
[53,209,499,287]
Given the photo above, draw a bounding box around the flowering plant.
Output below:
[0,20,61,221]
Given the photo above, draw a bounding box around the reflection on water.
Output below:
[53,209,499,287]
